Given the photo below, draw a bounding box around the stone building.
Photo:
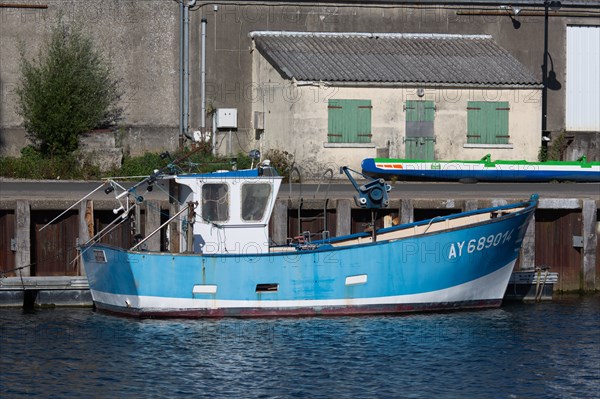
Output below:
[0,1,598,168]
[250,31,541,174]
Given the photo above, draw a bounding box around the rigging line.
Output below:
[18,263,25,291]
[119,146,208,198]
[39,181,107,231]
[131,203,194,251]
[87,203,137,246]
[144,198,189,223]
[74,205,137,267]
[153,181,183,205]
[0,263,34,277]
[146,184,200,226]
[103,175,151,180]
[0,239,83,277]
[1,236,86,275]
[143,183,223,228]
[213,131,229,152]
[234,131,251,154]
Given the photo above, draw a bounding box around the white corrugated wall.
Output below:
[566,25,600,131]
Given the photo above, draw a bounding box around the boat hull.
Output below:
[89,264,511,318]
[362,158,600,182]
[82,200,535,318]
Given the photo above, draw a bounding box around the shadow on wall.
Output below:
[547,53,562,91]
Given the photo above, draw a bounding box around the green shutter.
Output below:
[328,99,372,143]
[467,101,509,144]
[406,100,434,122]
[328,99,344,143]
[494,102,509,144]
[405,137,435,159]
[356,101,372,143]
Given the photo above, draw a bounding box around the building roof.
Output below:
[225,0,599,8]
[354,0,598,4]
[251,32,540,86]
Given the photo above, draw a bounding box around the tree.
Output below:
[15,18,123,158]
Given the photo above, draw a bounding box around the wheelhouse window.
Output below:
[241,183,271,221]
[202,183,229,222]
[467,101,510,144]
[328,99,372,143]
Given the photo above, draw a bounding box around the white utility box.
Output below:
[215,108,238,129]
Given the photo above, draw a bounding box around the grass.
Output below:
[0,147,288,180]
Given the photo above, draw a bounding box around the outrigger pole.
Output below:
[39,182,107,231]
[106,145,208,201]
[42,145,207,234]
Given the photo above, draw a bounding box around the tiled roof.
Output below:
[251,32,539,86]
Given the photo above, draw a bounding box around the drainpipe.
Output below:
[212,113,217,157]
[179,1,184,145]
[201,18,207,134]
[182,2,190,140]
[182,0,196,141]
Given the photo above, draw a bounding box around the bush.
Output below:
[539,132,569,162]
[0,146,84,179]
[0,148,256,180]
[15,17,123,158]
[547,132,567,161]
[119,153,169,177]
[263,149,294,181]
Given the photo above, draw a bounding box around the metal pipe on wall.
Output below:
[201,18,207,133]
[212,113,217,157]
[0,3,48,8]
[182,3,190,140]
[179,1,184,145]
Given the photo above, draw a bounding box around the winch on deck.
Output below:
[340,166,391,210]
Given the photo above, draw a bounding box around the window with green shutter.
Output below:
[406,100,435,123]
[467,101,510,144]
[328,99,372,143]
[405,100,436,160]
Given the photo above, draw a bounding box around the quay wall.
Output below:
[0,194,598,297]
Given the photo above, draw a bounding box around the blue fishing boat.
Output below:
[80,153,538,317]
[362,155,600,182]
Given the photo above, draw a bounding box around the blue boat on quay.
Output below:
[80,152,538,318]
[362,155,600,182]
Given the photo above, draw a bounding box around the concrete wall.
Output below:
[565,131,600,162]
[2,194,598,295]
[252,52,541,176]
[197,4,598,157]
[0,0,180,157]
[1,2,598,159]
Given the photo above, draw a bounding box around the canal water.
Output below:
[1,297,598,399]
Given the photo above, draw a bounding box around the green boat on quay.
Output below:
[362,154,600,182]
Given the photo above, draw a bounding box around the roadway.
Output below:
[1,178,598,201]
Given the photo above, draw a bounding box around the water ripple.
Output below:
[1,297,598,398]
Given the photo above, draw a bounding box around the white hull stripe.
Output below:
[91,260,515,311]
